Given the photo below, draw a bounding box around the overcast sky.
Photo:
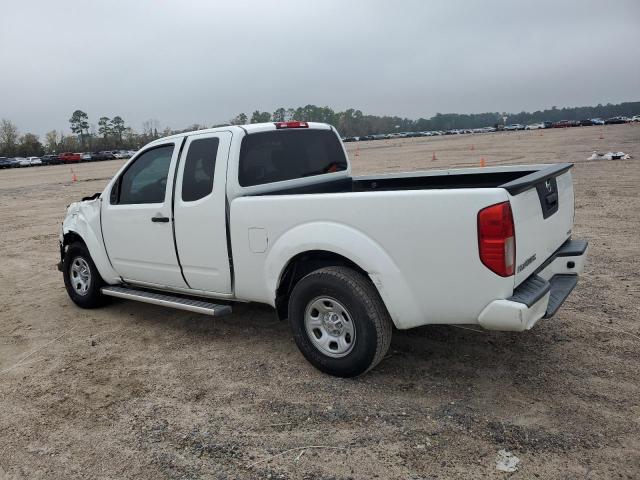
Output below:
[1,0,639,136]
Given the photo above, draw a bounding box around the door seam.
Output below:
[171,135,191,289]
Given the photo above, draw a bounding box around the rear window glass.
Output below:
[181,137,220,202]
[238,129,347,187]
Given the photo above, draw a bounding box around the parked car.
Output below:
[553,120,572,128]
[604,116,627,125]
[81,153,93,162]
[579,119,594,126]
[542,121,554,129]
[90,151,116,161]
[525,123,544,130]
[26,156,42,166]
[0,157,12,168]
[631,115,640,122]
[40,154,63,165]
[58,121,587,377]
[111,150,134,159]
[1,158,20,168]
[58,152,82,163]
[590,118,605,125]
[504,124,525,131]
[13,157,31,167]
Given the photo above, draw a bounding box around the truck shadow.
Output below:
[118,299,562,392]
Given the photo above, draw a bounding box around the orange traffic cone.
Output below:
[70,168,77,182]
[480,158,486,167]
[432,152,437,161]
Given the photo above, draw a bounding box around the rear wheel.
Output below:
[63,242,106,308]
[288,266,392,377]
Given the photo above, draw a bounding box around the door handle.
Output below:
[151,215,170,223]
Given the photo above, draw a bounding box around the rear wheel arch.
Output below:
[275,250,369,320]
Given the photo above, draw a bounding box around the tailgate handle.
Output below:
[545,192,558,206]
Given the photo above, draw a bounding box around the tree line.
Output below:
[1,101,638,157]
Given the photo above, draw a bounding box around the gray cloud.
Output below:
[1,0,639,136]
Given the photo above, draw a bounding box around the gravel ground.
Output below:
[0,124,638,479]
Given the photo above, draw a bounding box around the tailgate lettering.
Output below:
[517,254,537,273]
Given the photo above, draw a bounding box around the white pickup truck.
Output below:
[59,121,588,376]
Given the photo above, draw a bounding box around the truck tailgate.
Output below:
[505,165,575,286]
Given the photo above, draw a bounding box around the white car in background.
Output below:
[26,156,43,166]
[525,123,544,130]
[14,157,30,167]
[112,150,132,159]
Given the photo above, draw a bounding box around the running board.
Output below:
[101,286,232,317]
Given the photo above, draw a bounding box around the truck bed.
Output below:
[256,163,572,196]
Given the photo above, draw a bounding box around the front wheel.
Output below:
[63,242,106,308]
[288,266,393,377]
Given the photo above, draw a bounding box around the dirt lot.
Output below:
[1,124,639,479]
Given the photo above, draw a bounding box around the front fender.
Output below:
[264,221,424,329]
[62,199,120,284]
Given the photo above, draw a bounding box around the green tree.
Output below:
[0,118,19,156]
[69,110,89,146]
[98,117,111,139]
[17,133,44,157]
[230,113,247,125]
[110,116,126,144]
[272,108,286,122]
[250,111,271,123]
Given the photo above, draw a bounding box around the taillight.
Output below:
[478,201,515,277]
[274,121,309,129]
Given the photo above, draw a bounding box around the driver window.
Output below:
[116,145,174,204]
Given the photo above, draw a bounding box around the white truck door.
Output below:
[173,131,233,293]
[101,142,188,288]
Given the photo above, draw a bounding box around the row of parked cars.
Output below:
[0,149,137,169]
[342,115,640,142]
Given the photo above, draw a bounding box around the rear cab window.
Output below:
[181,137,220,202]
[238,129,347,187]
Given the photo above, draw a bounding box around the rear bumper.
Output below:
[477,239,587,331]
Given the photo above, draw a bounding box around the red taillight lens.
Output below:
[274,121,309,129]
[478,201,515,277]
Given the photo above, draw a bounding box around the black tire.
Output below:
[63,241,106,308]
[288,266,393,377]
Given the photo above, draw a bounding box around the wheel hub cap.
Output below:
[322,312,344,336]
[304,297,356,358]
[70,257,91,296]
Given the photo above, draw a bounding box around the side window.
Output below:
[181,137,219,202]
[115,145,174,204]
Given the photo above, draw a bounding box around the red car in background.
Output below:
[58,152,82,163]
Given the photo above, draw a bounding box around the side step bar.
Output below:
[101,286,232,317]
